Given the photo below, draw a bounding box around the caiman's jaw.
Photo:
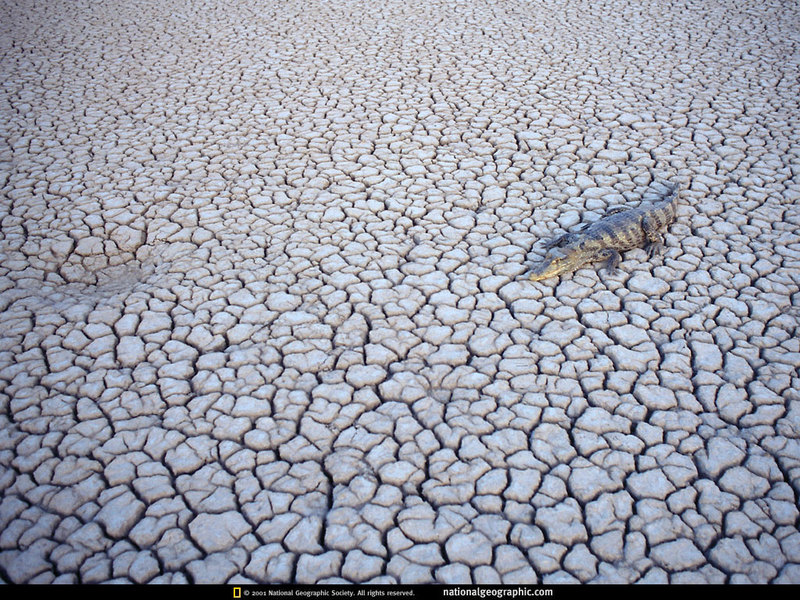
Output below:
[529,250,584,281]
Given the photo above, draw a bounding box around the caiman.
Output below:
[529,183,679,281]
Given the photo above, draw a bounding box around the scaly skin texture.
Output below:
[530,184,679,281]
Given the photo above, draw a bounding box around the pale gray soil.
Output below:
[1,0,799,584]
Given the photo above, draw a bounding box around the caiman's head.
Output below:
[529,248,585,281]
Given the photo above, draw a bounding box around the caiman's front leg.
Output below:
[597,248,622,276]
[542,232,580,249]
[543,221,594,249]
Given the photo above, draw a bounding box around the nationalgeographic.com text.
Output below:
[443,588,553,599]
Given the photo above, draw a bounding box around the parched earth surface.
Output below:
[1,0,800,585]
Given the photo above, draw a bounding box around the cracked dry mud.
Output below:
[1,0,800,586]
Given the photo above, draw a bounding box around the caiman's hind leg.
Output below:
[642,214,665,258]
[604,205,628,216]
[644,236,664,258]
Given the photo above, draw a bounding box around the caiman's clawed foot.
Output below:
[542,233,575,249]
[645,242,664,258]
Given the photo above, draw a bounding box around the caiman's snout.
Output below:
[529,250,579,281]
[529,257,559,281]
